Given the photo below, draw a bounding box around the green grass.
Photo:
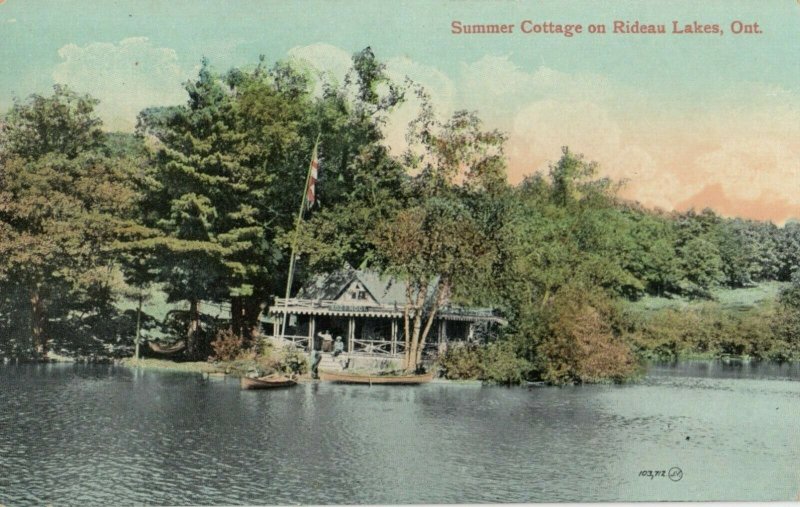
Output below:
[627,282,787,314]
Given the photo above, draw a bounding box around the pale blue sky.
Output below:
[1,0,799,220]
[1,1,798,103]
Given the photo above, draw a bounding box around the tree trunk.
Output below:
[231,296,243,338]
[415,282,448,367]
[407,288,426,372]
[402,284,413,370]
[30,288,47,358]
[187,298,201,357]
[134,292,143,361]
[240,298,264,345]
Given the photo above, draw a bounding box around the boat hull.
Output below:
[319,370,434,385]
[240,376,297,390]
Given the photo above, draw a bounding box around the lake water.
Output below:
[1,361,799,505]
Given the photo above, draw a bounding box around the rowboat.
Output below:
[240,375,297,390]
[318,370,434,385]
[147,340,186,355]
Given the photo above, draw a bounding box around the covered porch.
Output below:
[269,299,478,358]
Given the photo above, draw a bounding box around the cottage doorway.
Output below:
[314,316,349,352]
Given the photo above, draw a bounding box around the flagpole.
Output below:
[281,134,321,340]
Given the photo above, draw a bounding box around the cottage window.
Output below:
[349,282,367,300]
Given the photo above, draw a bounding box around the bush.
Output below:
[537,285,639,384]
[439,343,484,380]
[274,345,309,375]
[482,341,532,384]
[629,302,796,362]
[210,329,244,361]
[438,341,532,384]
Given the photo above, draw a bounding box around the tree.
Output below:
[771,272,800,360]
[137,51,405,355]
[671,209,725,298]
[374,198,493,370]
[371,102,504,371]
[776,221,800,281]
[283,47,408,273]
[0,86,139,357]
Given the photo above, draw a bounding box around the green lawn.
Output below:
[627,282,787,314]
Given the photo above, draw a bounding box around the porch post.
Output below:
[468,323,475,342]
[390,318,398,355]
[308,316,316,352]
[348,317,355,352]
[273,318,278,339]
[440,319,447,344]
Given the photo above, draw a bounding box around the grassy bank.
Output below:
[627,282,787,314]
[625,282,799,362]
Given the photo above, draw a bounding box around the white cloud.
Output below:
[287,43,353,93]
[51,37,797,219]
[53,37,189,131]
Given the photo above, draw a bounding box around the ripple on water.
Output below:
[1,362,799,504]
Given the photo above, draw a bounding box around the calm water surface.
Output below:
[1,361,799,505]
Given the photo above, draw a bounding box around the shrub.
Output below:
[482,341,532,384]
[537,285,638,384]
[438,341,532,384]
[210,329,244,361]
[439,343,484,380]
[274,345,308,375]
[629,301,795,362]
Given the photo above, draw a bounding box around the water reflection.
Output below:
[1,361,798,505]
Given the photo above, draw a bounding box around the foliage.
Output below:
[482,341,533,384]
[771,274,800,360]
[439,343,485,380]
[210,328,245,361]
[535,284,639,384]
[438,341,531,384]
[3,51,800,385]
[629,301,797,362]
[0,85,141,358]
[274,345,309,375]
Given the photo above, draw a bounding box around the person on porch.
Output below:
[318,330,333,352]
[333,336,344,357]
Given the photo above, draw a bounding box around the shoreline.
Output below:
[118,357,226,374]
[3,355,794,386]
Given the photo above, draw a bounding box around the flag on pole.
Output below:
[306,145,319,207]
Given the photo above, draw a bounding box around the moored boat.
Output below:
[240,375,297,390]
[319,370,434,385]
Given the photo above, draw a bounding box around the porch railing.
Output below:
[273,334,441,358]
[351,339,393,356]
[277,334,309,349]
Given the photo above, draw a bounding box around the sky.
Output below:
[1,0,799,222]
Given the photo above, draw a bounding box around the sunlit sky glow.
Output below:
[1,0,799,222]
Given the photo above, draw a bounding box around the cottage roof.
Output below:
[286,266,503,323]
[297,265,409,306]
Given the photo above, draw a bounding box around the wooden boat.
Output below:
[147,340,186,355]
[240,375,297,390]
[319,370,434,385]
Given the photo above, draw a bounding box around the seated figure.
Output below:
[333,336,344,357]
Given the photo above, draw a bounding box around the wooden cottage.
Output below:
[268,267,504,358]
